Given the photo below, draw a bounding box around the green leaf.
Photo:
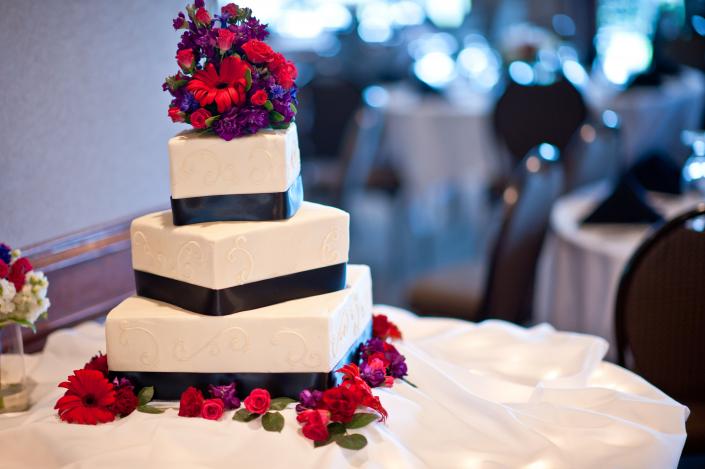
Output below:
[262,411,285,432]
[345,413,378,429]
[328,422,346,436]
[233,408,259,422]
[137,387,154,406]
[314,436,335,448]
[289,103,298,114]
[204,115,220,128]
[264,100,274,111]
[269,397,296,411]
[245,68,252,91]
[335,433,368,450]
[270,111,285,123]
[137,404,165,414]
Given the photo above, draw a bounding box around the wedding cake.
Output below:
[105,5,373,399]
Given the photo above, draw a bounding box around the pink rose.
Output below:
[168,107,184,123]
[190,108,212,129]
[242,40,275,64]
[176,49,195,72]
[221,3,238,17]
[195,7,211,26]
[216,29,236,53]
[201,398,225,420]
[250,89,268,106]
[243,388,270,414]
[8,258,32,291]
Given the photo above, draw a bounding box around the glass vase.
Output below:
[0,324,29,413]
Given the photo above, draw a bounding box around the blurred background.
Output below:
[2,0,705,344]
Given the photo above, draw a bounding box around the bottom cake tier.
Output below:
[106,265,372,400]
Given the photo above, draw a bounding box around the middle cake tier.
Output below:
[132,201,349,316]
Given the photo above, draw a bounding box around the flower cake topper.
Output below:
[164,1,298,141]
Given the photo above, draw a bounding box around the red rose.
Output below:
[270,54,297,90]
[297,409,331,442]
[168,107,184,123]
[320,386,360,423]
[243,388,271,414]
[108,386,138,417]
[195,7,211,26]
[221,3,238,17]
[242,40,275,64]
[250,89,268,106]
[8,257,32,291]
[216,28,236,53]
[0,260,8,279]
[201,398,225,420]
[178,386,205,417]
[83,352,109,377]
[190,108,212,129]
[373,314,402,340]
[176,49,195,72]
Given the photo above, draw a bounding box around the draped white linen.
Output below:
[0,306,687,468]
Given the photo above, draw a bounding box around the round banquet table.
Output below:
[534,183,703,359]
[0,306,687,468]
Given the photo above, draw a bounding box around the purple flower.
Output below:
[359,338,386,358]
[244,17,269,41]
[112,377,134,390]
[208,382,240,410]
[0,244,11,265]
[389,354,408,379]
[213,106,270,141]
[194,0,205,8]
[173,12,186,30]
[269,84,285,100]
[360,362,387,387]
[178,91,199,112]
[296,389,323,413]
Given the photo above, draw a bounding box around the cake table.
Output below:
[0,307,687,468]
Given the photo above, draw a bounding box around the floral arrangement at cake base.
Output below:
[55,314,411,451]
[164,1,298,141]
[0,243,50,413]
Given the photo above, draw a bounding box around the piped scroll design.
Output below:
[176,241,204,280]
[132,231,170,271]
[271,330,322,368]
[179,149,235,187]
[172,327,249,362]
[321,227,342,263]
[249,148,273,183]
[227,236,254,285]
[119,320,159,367]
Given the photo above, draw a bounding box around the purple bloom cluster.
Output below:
[112,377,134,391]
[360,362,387,387]
[213,106,270,140]
[208,382,240,410]
[0,244,11,264]
[296,389,323,413]
[359,337,409,386]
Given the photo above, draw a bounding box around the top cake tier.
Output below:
[169,124,300,200]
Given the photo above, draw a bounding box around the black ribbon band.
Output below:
[109,321,372,400]
[170,174,304,226]
[135,263,347,316]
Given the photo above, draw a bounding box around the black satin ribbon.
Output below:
[170,174,303,226]
[109,321,372,400]
[135,263,347,316]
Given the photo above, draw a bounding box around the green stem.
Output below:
[401,378,417,388]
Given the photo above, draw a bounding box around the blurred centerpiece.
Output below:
[0,243,50,413]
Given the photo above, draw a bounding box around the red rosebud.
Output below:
[373,314,402,340]
[242,39,275,64]
[108,386,138,417]
[194,7,211,26]
[190,108,212,129]
[178,386,205,417]
[297,409,331,442]
[201,398,225,420]
[383,376,394,387]
[168,107,184,123]
[176,49,195,72]
[221,3,238,17]
[0,260,8,279]
[250,89,268,106]
[269,54,297,90]
[8,257,32,291]
[320,386,360,423]
[243,388,271,414]
[216,28,236,52]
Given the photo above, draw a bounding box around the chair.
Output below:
[493,78,587,166]
[615,205,705,454]
[407,144,564,324]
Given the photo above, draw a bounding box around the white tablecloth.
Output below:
[0,306,687,468]
[534,184,703,357]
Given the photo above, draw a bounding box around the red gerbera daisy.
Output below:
[55,369,116,425]
[187,56,249,113]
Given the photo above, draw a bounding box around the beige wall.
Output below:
[0,1,194,247]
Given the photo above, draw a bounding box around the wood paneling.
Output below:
[19,208,164,352]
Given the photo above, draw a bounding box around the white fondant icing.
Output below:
[169,124,300,199]
[131,202,350,290]
[106,265,372,373]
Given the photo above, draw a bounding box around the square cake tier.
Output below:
[132,202,349,315]
[107,265,372,399]
[169,124,300,199]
